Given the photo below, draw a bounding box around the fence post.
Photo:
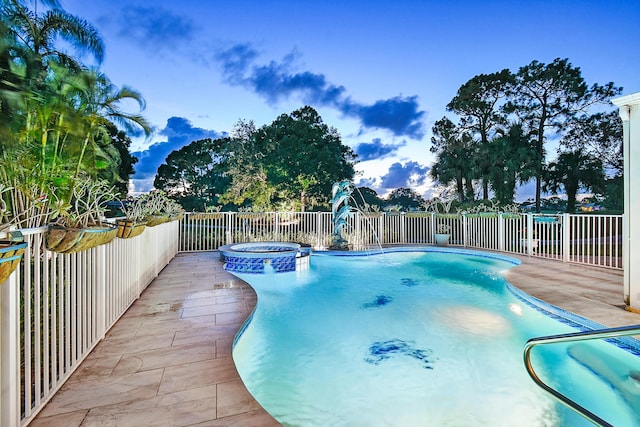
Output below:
[1,271,20,427]
[498,213,505,252]
[562,213,571,263]
[96,244,107,339]
[226,213,233,245]
[430,213,435,244]
[316,213,322,249]
[463,214,469,247]
[526,213,534,256]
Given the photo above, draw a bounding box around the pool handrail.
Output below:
[523,324,640,427]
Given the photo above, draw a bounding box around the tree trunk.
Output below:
[457,172,465,201]
[535,176,541,213]
[566,185,578,213]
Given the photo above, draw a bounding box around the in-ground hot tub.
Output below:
[219,242,311,273]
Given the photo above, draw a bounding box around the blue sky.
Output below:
[62,0,640,199]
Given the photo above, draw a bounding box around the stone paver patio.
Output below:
[30,250,640,426]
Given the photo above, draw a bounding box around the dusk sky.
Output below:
[62,0,640,200]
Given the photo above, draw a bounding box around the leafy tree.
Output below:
[352,186,384,211]
[385,187,425,211]
[561,111,622,176]
[429,117,476,201]
[155,138,231,211]
[260,106,356,211]
[222,107,356,211]
[545,148,605,213]
[220,119,276,210]
[102,122,138,197]
[504,58,621,212]
[447,70,513,199]
[601,176,623,211]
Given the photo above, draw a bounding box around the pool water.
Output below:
[232,249,640,426]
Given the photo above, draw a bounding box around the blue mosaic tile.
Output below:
[400,278,419,287]
[507,283,640,356]
[361,295,393,309]
[365,339,434,369]
[223,254,297,274]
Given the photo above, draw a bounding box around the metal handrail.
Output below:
[524,324,640,427]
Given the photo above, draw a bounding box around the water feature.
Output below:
[232,248,640,426]
[330,181,384,253]
[329,181,353,250]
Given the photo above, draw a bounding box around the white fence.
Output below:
[0,211,623,426]
[0,221,178,426]
[179,211,623,270]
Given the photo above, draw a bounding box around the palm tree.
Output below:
[1,0,106,175]
[3,0,104,78]
[71,70,151,179]
[486,123,536,205]
[545,148,605,213]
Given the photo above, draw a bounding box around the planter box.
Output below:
[192,213,224,220]
[116,219,147,239]
[406,212,431,218]
[46,224,118,253]
[0,240,28,284]
[145,214,170,227]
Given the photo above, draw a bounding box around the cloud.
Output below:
[343,96,425,138]
[108,6,197,50]
[215,43,426,139]
[355,177,378,188]
[379,161,430,189]
[131,117,223,192]
[215,43,259,85]
[217,47,346,106]
[354,138,406,161]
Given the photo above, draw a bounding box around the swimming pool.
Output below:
[231,248,640,426]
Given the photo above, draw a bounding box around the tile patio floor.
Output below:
[30,250,640,426]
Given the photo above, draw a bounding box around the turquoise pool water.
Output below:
[231,248,640,426]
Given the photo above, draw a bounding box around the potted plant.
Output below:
[428,194,458,246]
[116,196,149,239]
[139,190,184,226]
[166,199,185,222]
[434,224,451,246]
[45,180,118,253]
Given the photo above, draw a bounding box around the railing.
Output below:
[0,221,179,426]
[179,212,623,270]
[0,210,623,426]
[524,325,640,426]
